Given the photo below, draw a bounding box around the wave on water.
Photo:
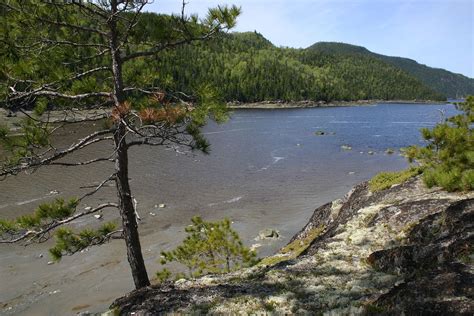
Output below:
[15,197,48,206]
[273,156,285,163]
[390,122,436,125]
[255,154,287,172]
[0,196,50,210]
[287,115,336,118]
[208,196,243,207]
[203,128,254,135]
[329,121,370,124]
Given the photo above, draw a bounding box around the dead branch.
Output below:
[79,173,117,202]
[0,130,114,177]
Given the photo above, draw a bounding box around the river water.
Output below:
[0,103,458,315]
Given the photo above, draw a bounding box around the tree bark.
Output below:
[114,123,150,289]
[110,0,150,289]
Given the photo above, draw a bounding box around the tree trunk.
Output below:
[110,0,150,289]
[114,123,150,289]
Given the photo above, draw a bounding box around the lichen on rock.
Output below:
[111,176,473,315]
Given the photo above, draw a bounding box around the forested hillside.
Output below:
[5,11,472,106]
[152,31,445,102]
[308,42,474,98]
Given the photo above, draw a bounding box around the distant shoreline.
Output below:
[228,99,448,109]
[0,99,449,129]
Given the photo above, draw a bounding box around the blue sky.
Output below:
[147,0,473,78]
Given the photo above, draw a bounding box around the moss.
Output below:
[401,221,419,235]
[262,300,277,312]
[258,225,325,267]
[363,303,387,314]
[258,255,290,267]
[362,212,378,227]
[369,167,421,192]
[189,301,218,314]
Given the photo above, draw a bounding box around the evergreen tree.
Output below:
[406,96,474,191]
[0,0,240,289]
[157,216,256,280]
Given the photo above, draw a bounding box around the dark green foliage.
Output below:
[157,216,256,280]
[308,42,474,99]
[377,55,474,99]
[406,96,474,191]
[1,6,457,105]
[0,198,78,233]
[0,118,50,168]
[155,268,172,283]
[0,198,119,262]
[301,44,445,101]
[150,33,445,102]
[49,222,117,261]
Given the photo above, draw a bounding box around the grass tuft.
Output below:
[369,167,421,193]
[258,225,325,267]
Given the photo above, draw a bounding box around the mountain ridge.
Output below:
[307,41,474,98]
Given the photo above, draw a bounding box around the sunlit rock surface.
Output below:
[111,176,473,315]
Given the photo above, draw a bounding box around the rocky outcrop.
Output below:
[111,176,473,315]
[367,198,474,314]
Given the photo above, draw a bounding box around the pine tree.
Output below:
[406,96,474,191]
[0,0,240,289]
[157,216,256,280]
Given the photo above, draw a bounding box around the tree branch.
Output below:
[79,173,117,202]
[0,202,118,244]
[34,16,108,37]
[39,38,108,49]
[1,130,114,177]
[122,30,218,62]
[8,90,111,103]
[49,157,114,167]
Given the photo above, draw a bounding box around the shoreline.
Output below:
[227,99,448,109]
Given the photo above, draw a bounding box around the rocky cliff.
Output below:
[111,176,473,315]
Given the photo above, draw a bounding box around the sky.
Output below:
[147,0,474,78]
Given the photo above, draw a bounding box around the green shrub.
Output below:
[156,216,256,280]
[406,96,473,191]
[369,167,421,192]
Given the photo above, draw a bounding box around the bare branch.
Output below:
[0,130,114,177]
[34,16,108,37]
[79,173,117,202]
[8,90,111,103]
[17,108,110,126]
[49,157,114,167]
[69,1,110,20]
[122,30,218,62]
[127,138,165,147]
[39,38,109,49]
[120,1,148,46]
[62,48,109,66]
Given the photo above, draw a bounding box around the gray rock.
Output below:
[259,228,280,239]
